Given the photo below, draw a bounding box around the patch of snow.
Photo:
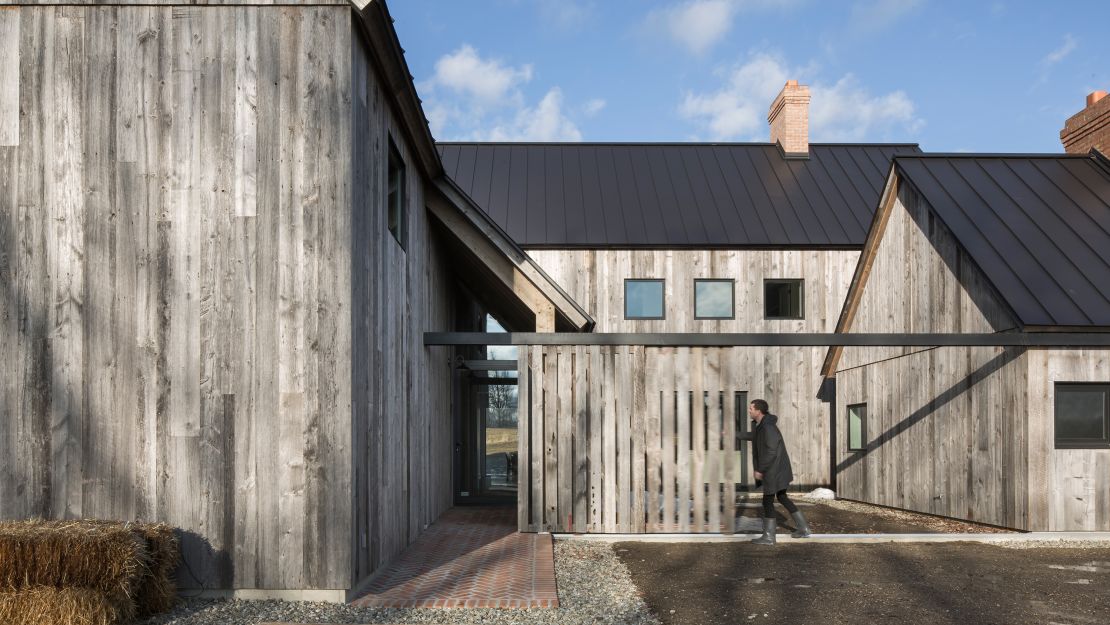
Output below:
[801,487,836,500]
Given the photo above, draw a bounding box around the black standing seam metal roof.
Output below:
[438,143,922,247]
[893,153,1110,327]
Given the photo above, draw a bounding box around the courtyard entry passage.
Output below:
[351,507,558,608]
[455,361,519,503]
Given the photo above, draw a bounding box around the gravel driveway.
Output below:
[140,541,659,625]
[616,540,1110,625]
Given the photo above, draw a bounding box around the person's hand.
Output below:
[754,471,763,480]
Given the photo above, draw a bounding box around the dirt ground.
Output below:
[616,541,1110,625]
[737,497,1013,534]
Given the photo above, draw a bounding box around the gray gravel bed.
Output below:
[140,540,660,625]
[993,539,1110,549]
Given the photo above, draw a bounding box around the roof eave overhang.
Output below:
[428,177,595,333]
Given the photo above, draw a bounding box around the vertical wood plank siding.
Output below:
[832,185,1035,530]
[0,4,457,591]
[525,248,859,505]
[349,21,456,586]
[519,345,816,533]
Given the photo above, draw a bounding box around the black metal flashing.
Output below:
[424,332,1110,347]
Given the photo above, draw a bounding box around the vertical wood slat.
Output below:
[660,347,675,531]
[617,346,632,532]
[691,347,705,532]
[517,345,531,531]
[705,349,721,533]
[588,345,602,531]
[573,345,588,533]
[0,8,20,146]
[645,347,661,531]
[530,344,544,532]
[602,346,617,532]
[676,347,690,532]
[52,6,86,520]
[543,346,558,531]
[722,347,736,534]
[557,346,573,531]
[631,345,646,532]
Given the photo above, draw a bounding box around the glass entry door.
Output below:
[454,364,518,504]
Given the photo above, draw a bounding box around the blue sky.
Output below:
[390,0,1109,152]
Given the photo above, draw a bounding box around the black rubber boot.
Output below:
[790,510,811,538]
[751,517,776,545]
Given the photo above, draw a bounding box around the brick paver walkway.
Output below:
[350,507,558,609]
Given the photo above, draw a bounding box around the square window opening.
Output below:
[765,279,804,319]
[695,279,735,320]
[625,279,665,320]
[1055,383,1110,449]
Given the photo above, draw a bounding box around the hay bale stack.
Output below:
[0,519,181,625]
[128,522,179,617]
[0,520,147,609]
[0,586,131,625]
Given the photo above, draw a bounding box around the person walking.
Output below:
[742,399,810,544]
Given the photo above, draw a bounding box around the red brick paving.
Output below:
[350,507,559,609]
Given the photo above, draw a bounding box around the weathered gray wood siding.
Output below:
[0,3,356,590]
[1027,349,1110,531]
[524,249,859,497]
[518,341,847,533]
[519,345,756,533]
[833,184,1031,528]
[349,23,456,583]
[836,184,1018,372]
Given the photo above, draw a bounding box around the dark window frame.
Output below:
[694,278,736,320]
[847,402,867,452]
[624,278,666,320]
[764,279,805,320]
[1054,383,1110,449]
[387,138,407,250]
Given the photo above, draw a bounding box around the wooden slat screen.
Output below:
[518,346,752,533]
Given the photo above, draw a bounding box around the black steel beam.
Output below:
[424,332,1110,347]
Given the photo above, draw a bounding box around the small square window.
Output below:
[847,403,866,451]
[1055,383,1110,449]
[695,279,735,319]
[387,140,406,249]
[765,279,803,319]
[625,279,664,320]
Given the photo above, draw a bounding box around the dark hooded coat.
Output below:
[748,413,794,494]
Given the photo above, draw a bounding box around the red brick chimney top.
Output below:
[1089,91,1108,107]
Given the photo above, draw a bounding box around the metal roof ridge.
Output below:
[895,152,1092,159]
[435,141,922,147]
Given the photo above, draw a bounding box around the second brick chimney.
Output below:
[768,80,811,158]
[1061,90,1109,154]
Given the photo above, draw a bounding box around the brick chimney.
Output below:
[768,80,811,158]
[1061,90,1110,154]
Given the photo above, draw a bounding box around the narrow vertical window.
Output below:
[387,139,406,249]
[765,279,804,319]
[848,403,866,451]
[1055,383,1110,449]
[624,279,665,320]
[694,279,735,320]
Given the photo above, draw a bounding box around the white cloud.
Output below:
[419,46,585,141]
[583,98,607,116]
[646,0,802,55]
[1042,34,1077,66]
[850,0,924,33]
[539,0,595,29]
[488,89,583,142]
[680,52,924,142]
[425,44,532,109]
